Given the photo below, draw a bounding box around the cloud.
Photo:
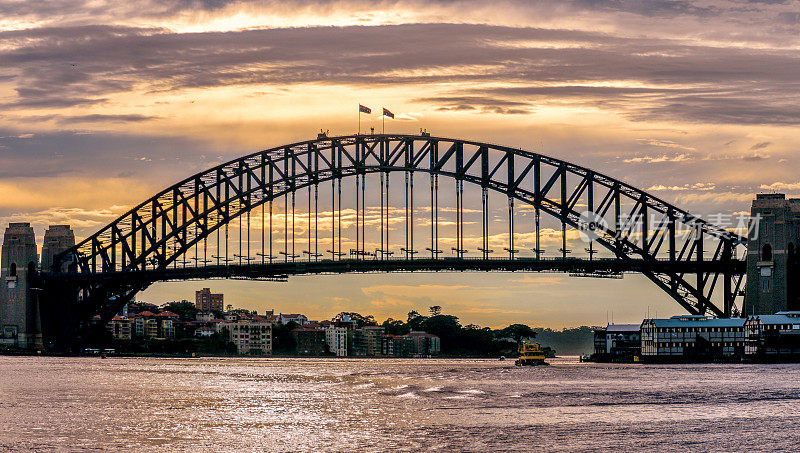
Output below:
[750,141,771,150]
[623,153,693,163]
[57,114,160,124]
[673,191,756,205]
[760,181,800,191]
[18,114,160,124]
[415,96,533,115]
[636,138,696,151]
[647,182,716,191]
[2,21,800,127]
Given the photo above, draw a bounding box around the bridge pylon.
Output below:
[744,194,800,315]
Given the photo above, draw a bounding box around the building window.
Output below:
[762,244,773,261]
[762,276,772,293]
[9,263,16,277]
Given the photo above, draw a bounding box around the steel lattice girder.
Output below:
[53,134,747,319]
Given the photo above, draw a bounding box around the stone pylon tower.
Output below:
[0,223,41,349]
[41,225,75,273]
[744,194,800,316]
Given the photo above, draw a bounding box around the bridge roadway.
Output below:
[43,257,746,286]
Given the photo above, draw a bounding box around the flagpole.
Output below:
[358,106,361,135]
[382,107,385,135]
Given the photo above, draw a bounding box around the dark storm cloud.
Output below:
[15,113,159,125]
[631,96,800,125]
[2,22,800,125]
[55,114,160,124]
[0,0,742,22]
[475,84,800,125]
[0,128,221,179]
[571,0,717,17]
[777,11,800,23]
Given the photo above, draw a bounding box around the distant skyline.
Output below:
[2,0,799,327]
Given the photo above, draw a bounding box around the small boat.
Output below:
[515,339,548,366]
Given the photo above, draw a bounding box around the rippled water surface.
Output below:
[3,356,800,451]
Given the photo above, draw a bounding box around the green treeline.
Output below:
[338,307,595,357]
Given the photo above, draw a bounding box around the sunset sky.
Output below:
[2,0,799,327]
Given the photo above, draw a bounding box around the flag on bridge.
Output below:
[359,104,372,114]
[382,108,394,119]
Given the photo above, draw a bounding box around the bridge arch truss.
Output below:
[54,134,747,319]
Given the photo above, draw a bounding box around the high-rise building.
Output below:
[0,223,40,349]
[195,288,223,311]
[745,194,800,315]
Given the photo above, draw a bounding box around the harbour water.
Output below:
[2,356,800,451]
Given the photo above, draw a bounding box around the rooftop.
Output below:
[645,316,745,328]
[605,324,641,333]
[749,313,800,324]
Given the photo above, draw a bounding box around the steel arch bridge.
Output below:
[44,133,747,331]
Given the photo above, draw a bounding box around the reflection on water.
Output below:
[2,356,800,451]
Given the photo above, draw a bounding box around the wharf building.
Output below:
[592,324,641,361]
[640,315,746,360]
[745,311,800,357]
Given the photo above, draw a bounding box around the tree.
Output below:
[407,310,427,331]
[334,312,376,328]
[421,314,461,349]
[162,300,199,321]
[429,305,442,316]
[382,318,409,335]
[272,321,299,353]
[497,324,537,342]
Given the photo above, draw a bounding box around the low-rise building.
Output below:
[133,311,160,339]
[745,311,800,357]
[107,316,132,340]
[278,313,309,326]
[194,326,215,337]
[196,311,216,322]
[292,326,326,355]
[381,335,413,357]
[380,332,440,357]
[216,318,272,355]
[593,324,641,361]
[351,326,384,356]
[325,326,348,356]
[156,312,178,339]
[407,331,441,355]
[641,315,746,360]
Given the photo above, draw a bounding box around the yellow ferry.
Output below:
[515,339,548,366]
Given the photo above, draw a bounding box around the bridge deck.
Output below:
[44,257,746,285]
